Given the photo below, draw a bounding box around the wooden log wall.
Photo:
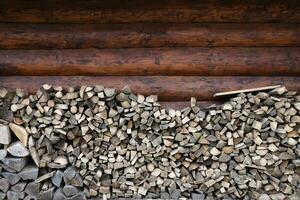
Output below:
[0,0,299,109]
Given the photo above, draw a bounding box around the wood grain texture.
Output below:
[0,48,299,76]
[160,101,222,110]
[0,0,299,23]
[214,85,281,97]
[0,76,299,101]
[1,23,300,49]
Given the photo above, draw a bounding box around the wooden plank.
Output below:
[0,48,299,76]
[1,23,300,49]
[214,85,281,97]
[0,76,299,101]
[0,0,299,23]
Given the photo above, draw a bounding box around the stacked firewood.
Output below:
[0,85,299,200]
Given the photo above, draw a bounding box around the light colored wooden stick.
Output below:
[214,85,281,97]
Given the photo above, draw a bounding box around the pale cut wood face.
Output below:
[0,76,299,102]
[0,84,298,200]
[0,1,299,198]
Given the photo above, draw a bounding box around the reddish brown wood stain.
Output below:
[0,23,299,49]
[0,1,299,107]
[0,48,299,76]
[0,1,299,23]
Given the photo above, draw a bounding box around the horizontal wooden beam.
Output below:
[0,1,299,23]
[0,48,299,76]
[1,23,300,49]
[0,76,299,101]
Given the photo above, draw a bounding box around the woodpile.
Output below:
[0,85,299,200]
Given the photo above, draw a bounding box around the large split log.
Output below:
[0,0,299,23]
[0,48,299,76]
[0,76,299,101]
[0,23,299,49]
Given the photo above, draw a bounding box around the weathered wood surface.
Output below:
[0,76,299,101]
[0,23,300,49]
[0,1,299,23]
[160,101,222,110]
[214,85,281,97]
[0,48,299,76]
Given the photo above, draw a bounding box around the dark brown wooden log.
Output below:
[0,23,300,49]
[0,48,299,76]
[0,0,299,23]
[0,76,299,101]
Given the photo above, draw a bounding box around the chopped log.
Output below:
[159,101,221,110]
[0,48,299,76]
[0,23,300,49]
[1,82,300,199]
[0,76,299,101]
[0,1,299,23]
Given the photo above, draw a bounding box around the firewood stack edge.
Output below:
[0,85,299,200]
